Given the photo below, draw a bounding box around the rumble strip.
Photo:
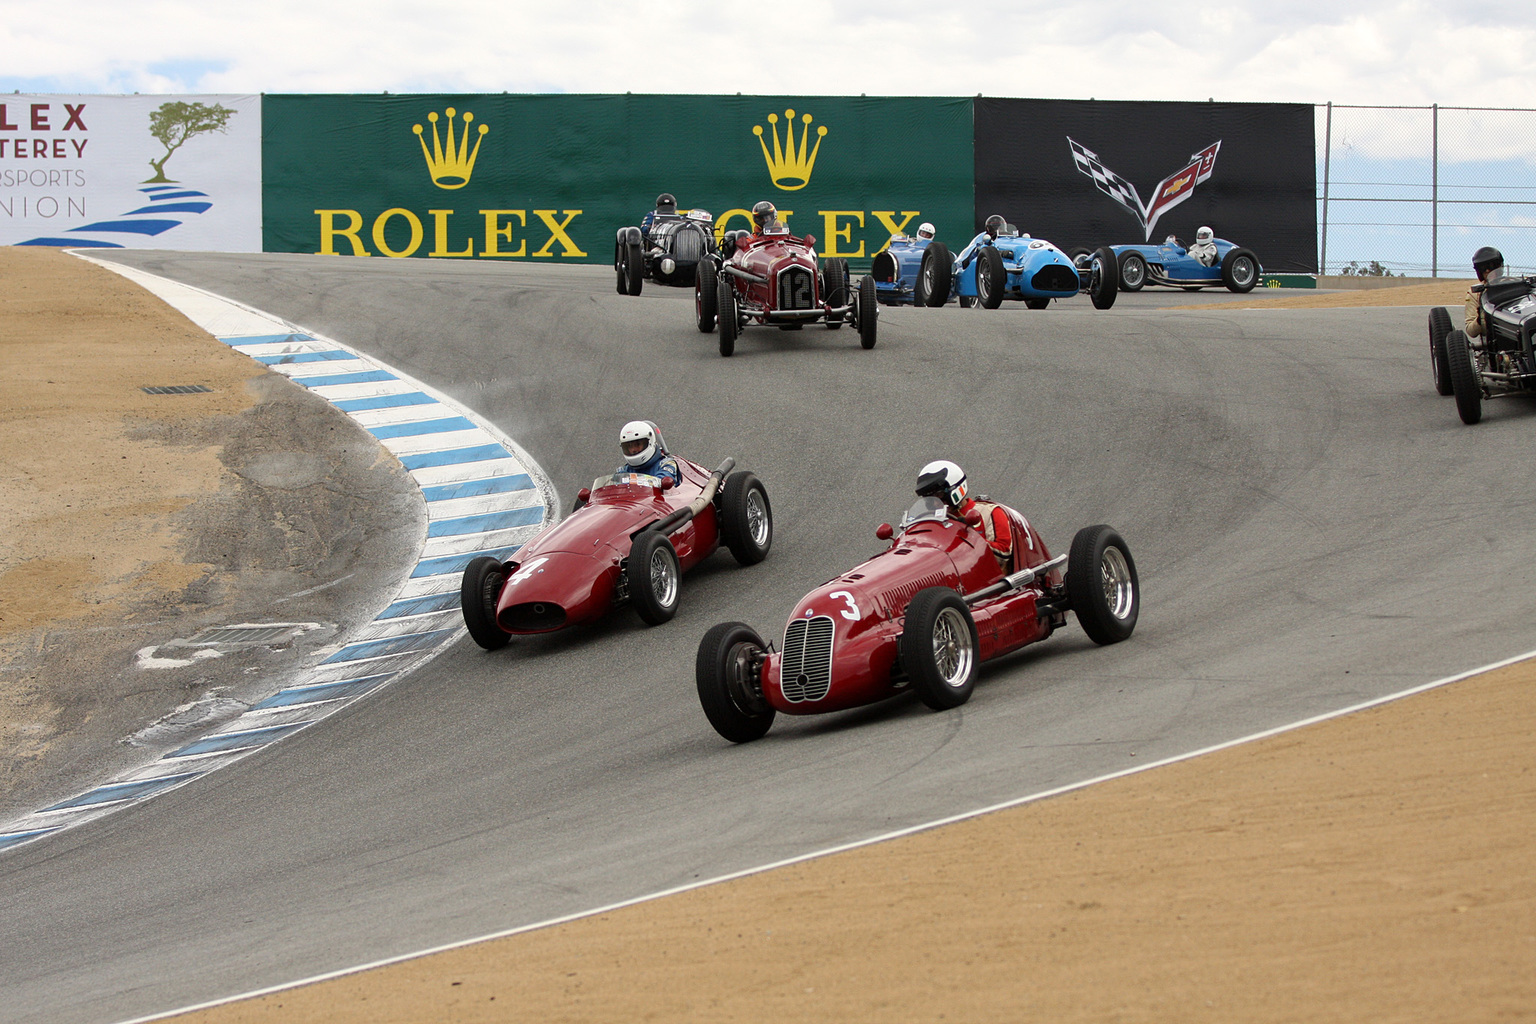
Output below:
[0,257,556,854]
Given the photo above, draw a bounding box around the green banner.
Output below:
[262,94,974,268]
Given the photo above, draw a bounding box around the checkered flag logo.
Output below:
[1068,137,1222,241]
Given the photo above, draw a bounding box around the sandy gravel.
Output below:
[1177,280,1475,311]
[4,260,1530,1022]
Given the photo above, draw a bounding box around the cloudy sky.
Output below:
[1,0,1529,105]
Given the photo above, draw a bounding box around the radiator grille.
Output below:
[671,228,706,262]
[778,265,816,310]
[1031,264,1081,292]
[780,615,834,702]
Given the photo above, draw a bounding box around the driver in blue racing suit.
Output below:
[617,420,681,487]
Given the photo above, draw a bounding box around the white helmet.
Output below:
[917,222,936,240]
[619,420,659,467]
[1195,226,1214,244]
[915,459,968,507]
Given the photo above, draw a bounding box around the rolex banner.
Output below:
[0,94,262,251]
[974,99,1317,273]
[261,94,974,267]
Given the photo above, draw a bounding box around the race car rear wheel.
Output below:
[901,588,979,710]
[1429,306,1454,396]
[1118,252,1147,292]
[717,275,738,357]
[627,531,681,625]
[720,471,773,565]
[857,275,878,349]
[1089,247,1120,309]
[696,622,775,743]
[822,258,847,328]
[976,247,1006,309]
[614,241,627,295]
[623,243,644,296]
[1067,525,1138,645]
[696,260,718,333]
[920,242,953,307]
[461,555,510,650]
[1446,328,1483,425]
[1221,248,1259,293]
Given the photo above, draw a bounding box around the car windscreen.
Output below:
[592,472,663,494]
[899,495,949,529]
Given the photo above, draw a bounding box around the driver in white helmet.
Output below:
[616,420,680,487]
[916,222,936,242]
[914,460,1017,571]
[1189,226,1218,267]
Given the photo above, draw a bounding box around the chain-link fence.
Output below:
[1318,104,1536,278]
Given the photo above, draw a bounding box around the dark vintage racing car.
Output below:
[460,451,771,649]
[615,207,716,296]
[892,218,1117,310]
[1435,273,1536,424]
[694,485,1138,742]
[696,223,877,356]
[1106,235,1261,293]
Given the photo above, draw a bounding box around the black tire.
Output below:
[1446,328,1482,425]
[1089,246,1119,309]
[717,275,738,357]
[919,242,953,307]
[900,588,979,710]
[857,275,878,349]
[614,240,627,294]
[1025,297,1050,310]
[1066,525,1139,646]
[1429,306,1454,396]
[718,471,773,565]
[696,621,775,743]
[460,555,510,650]
[626,531,681,625]
[976,246,1006,309]
[1066,246,1091,262]
[695,260,718,333]
[958,295,976,308]
[623,243,644,296]
[822,257,847,329]
[1118,251,1147,292]
[1221,247,1259,293]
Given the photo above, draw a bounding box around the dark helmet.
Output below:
[655,193,677,214]
[984,214,1006,238]
[752,200,778,230]
[1473,245,1504,279]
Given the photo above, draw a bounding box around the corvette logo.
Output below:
[1068,137,1221,241]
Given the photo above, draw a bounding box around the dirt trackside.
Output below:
[0,247,423,821]
[1175,279,1475,310]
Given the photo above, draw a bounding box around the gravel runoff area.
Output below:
[2,249,1530,1022]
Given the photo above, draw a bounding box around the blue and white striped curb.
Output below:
[15,184,216,248]
[0,256,556,854]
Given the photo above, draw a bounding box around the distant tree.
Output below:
[1340,260,1398,278]
[144,101,236,183]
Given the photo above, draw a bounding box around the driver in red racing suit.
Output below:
[915,459,1016,571]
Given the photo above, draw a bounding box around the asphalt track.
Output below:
[4,255,1533,1024]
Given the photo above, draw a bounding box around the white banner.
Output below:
[0,94,261,251]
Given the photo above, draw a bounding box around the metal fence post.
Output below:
[1320,101,1332,277]
[1431,103,1439,278]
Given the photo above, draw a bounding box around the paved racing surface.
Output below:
[3,255,1530,1024]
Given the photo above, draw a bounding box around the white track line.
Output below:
[108,644,1536,1024]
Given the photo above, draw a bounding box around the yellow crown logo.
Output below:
[413,108,488,190]
[753,109,827,191]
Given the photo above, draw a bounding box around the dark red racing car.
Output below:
[695,224,877,356]
[694,493,1138,742]
[461,456,771,649]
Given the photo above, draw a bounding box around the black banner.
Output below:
[975,99,1316,273]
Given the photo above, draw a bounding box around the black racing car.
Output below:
[615,196,716,296]
[1434,273,1536,424]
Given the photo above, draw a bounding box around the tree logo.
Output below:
[145,101,236,184]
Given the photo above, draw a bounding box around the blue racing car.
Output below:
[1108,233,1261,293]
[871,216,1118,310]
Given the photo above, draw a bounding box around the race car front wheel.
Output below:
[1067,525,1138,645]
[696,260,718,333]
[717,276,738,357]
[461,556,511,650]
[696,622,775,743]
[976,247,1006,309]
[720,471,773,565]
[627,532,681,625]
[901,588,979,710]
[623,243,644,296]
[1118,252,1147,292]
[1429,306,1454,396]
[920,242,953,307]
[823,257,847,328]
[1089,247,1119,309]
[857,275,878,349]
[1446,328,1483,425]
[1221,248,1260,293]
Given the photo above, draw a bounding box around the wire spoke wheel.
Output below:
[1100,545,1135,620]
[931,607,975,686]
